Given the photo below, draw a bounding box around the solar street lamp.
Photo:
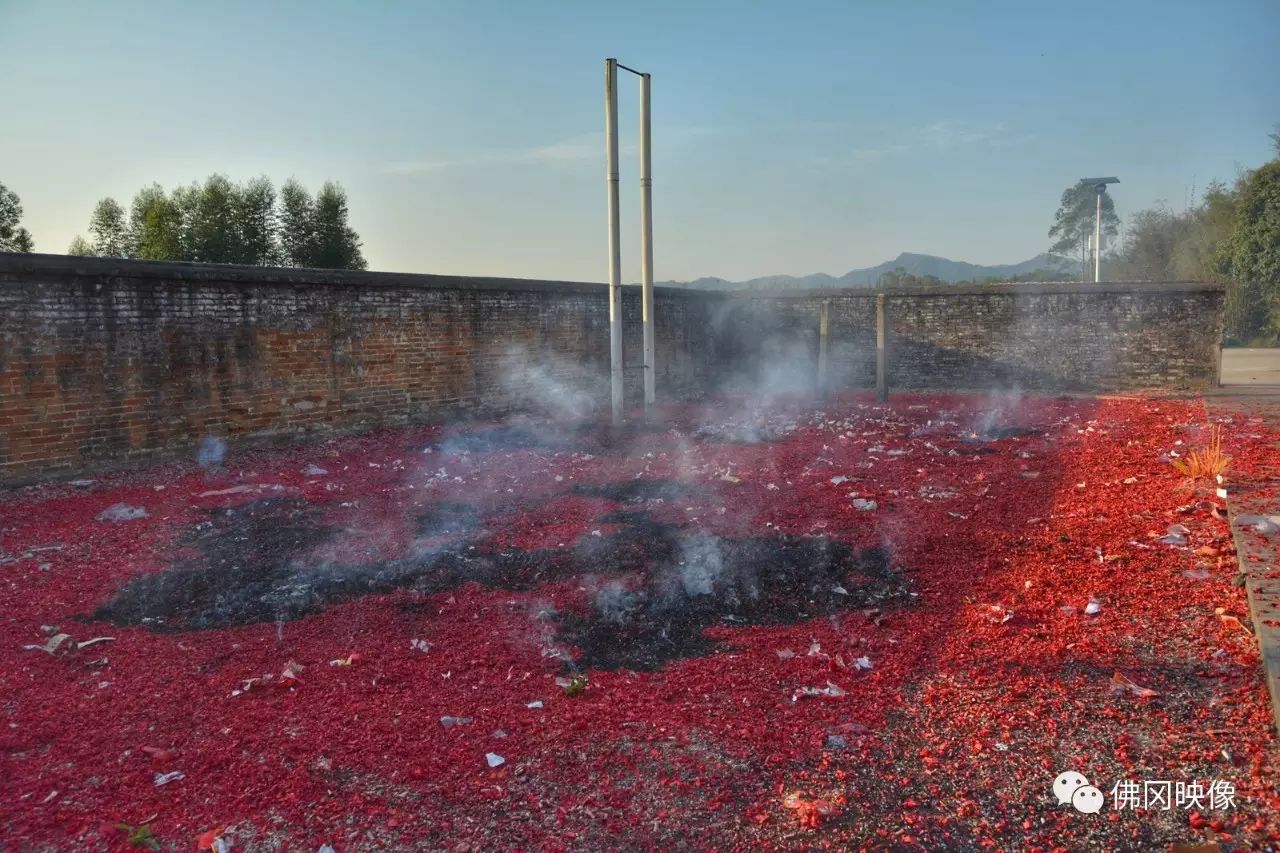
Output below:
[1079,177,1119,282]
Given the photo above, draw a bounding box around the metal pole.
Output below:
[875,294,888,401]
[604,58,623,425]
[817,300,829,398]
[639,72,656,411]
[1094,189,1102,283]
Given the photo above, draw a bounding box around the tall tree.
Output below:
[67,235,94,256]
[1106,126,1278,343]
[0,181,35,252]
[278,179,316,267]
[236,176,279,265]
[1109,207,1189,280]
[1216,159,1280,342]
[1172,181,1237,281]
[1048,183,1119,277]
[178,174,242,263]
[310,182,366,270]
[88,198,131,257]
[129,184,184,261]
[1109,181,1239,283]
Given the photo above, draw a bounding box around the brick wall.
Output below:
[717,281,1225,394]
[0,254,721,483]
[0,254,1224,485]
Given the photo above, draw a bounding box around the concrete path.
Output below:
[1205,348,1280,732]
[1219,347,1280,387]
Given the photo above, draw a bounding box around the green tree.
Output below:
[0,181,35,252]
[1108,181,1239,283]
[88,198,131,257]
[1048,183,1119,277]
[278,178,315,267]
[1172,182,1237,281]
[177,174,242,263]
[1110,207,1188,280]
[236,176,279,265]
[1216,159,1280,343]
[129,184,184,261]
[67,235,94,256]
[69,174,367,269]
[310,182,366,269]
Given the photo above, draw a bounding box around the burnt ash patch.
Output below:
[692,422,798,445]
[92,497,582,630]
[571,420,670,451]
[93,502,909,668]
[433,421,670,456]
[573,419,669,436]
[92,498,333,630]
[959,426,1041,442]
[417,502,481,537]
[954,445,999,456]
[560,537,905,672]
[436,424,572,455]
[572,479,703,504]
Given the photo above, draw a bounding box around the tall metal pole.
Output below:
[1094,189,1102,283]
[604,58,623,425]
[817,300,829,398]
[639,72,655,411]
[875,294,888,401]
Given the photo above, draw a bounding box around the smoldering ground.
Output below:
[90,493,909,671]
[92,339,945,672]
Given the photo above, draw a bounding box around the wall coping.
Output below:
[727,280,1226,298]
[0,253,1224,298]
[0,252,714,298]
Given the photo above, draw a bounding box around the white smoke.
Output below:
[675,533,724,597]
[971,385,1024,437]
[197,435,227,468]
[497,345,600,424]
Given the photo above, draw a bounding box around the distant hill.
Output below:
[657,252,1073,290]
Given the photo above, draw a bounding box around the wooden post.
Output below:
[817,300,830,398]
[875,294,888,401]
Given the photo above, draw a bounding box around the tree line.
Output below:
[1105,136,1279,344]
[0,175,365,270]
[1046,130,1280,344]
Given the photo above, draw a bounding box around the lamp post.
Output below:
[1079,177,1119,282]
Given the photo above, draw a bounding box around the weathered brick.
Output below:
[0,254,721,482]
[0,254,1223,485]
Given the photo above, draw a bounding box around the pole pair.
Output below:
[604,58,654,426]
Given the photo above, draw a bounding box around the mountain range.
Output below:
[656,252,1072,290]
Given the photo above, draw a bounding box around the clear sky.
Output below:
[2,0,1277,282]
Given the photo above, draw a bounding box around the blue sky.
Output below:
[2,0,1277,281]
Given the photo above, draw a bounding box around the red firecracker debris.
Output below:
[0,392,1276,849]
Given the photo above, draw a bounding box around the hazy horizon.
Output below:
[1,0,1277,282]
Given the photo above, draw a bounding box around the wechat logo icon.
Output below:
[1054,771,1104,814]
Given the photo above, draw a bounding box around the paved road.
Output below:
[1219,347,1280,387]
[1205,357,1280,733]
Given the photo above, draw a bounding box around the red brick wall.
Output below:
[0,255,1226,486]
[0,255,721,484]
